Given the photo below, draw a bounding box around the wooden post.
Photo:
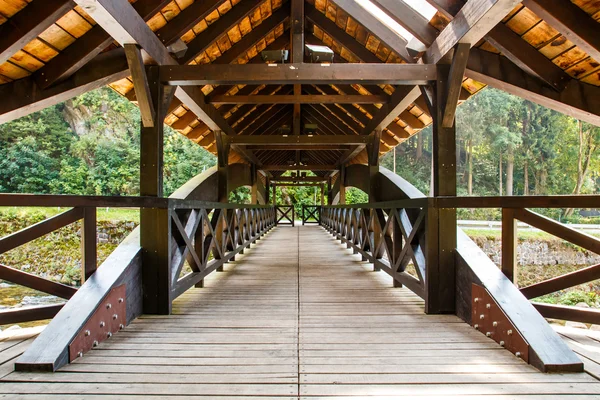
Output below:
[251,164,258,204]
[327,177,332,205]
[140,66,175,315]
[339,166,346,205]
[425,63,457,315]
[272,184,277,206]
[320,183,325,206]
[215,131,230,271]
[81,206,97,283]
[368,129,382,202]
[502,208,518,284]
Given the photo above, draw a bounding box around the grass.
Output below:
[0,207,139,223]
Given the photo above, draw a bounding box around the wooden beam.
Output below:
[330,0,413,63]
[523,0,600,64]
[370,0,438,46]
[261,165,337,171]
[179,0,266,65]
[155,0,225,46]
[248,144,352,151]
[338,145,366,166]
[74,0,236,136]
[35,0,172,89]
[228,135,372,146]
[305,4,381,63]
[124,44,155,128]
[428,0,571,92]
[466,48,600,126]
[208,94,388,104]
[360,86,422,135]
[271,177,327,183]
[160,63,437,86]
[424,0,521,64]
[442,43,470,128]
[0,0,73,66]
[0,49,129,124]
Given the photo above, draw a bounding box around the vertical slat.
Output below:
[81,207,97,283]
[502,208,518,284]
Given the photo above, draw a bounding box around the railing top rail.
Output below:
[0,194,274,210]
[435,195,600,209]
[323,198,428,209]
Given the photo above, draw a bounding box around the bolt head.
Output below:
[499,341,505,346]
[84,330,90,336]
[106,303,112,309]
[486,303,491,309]
[507,329,513,335]
[100,321,105,327]
[493,321,498,327]
[480,314,485,320]
[92,340,99,347]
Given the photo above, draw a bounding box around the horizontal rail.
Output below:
[435,195,600,209]
[0,303,64,325]
[0,264,77,300]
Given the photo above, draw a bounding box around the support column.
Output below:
[215,131,230,271]
[291,0,304,169]
[368,129,382,202]
[251,164,258,204]
[339,167,346,205]
[140,66,175,315]
[272,184,277,206]
[327,177,332,205]
[320,183,325,206]
[426,63,457,314]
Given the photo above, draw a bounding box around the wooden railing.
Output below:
[275,205,295,226]
[0,194,275,325]
[301,205,320,225]
[322,199,428,298]
[322,195,600,325]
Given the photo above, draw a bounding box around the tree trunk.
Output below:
[565,121,597,217]
[499,153,503,196]
[523,160,529,195]
[506,148,514,196]
[467,138,473,196]
[416,133,423,161]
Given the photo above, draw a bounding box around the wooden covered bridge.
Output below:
[1,0,600,397]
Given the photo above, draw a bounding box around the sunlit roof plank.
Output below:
[371,0,438,46]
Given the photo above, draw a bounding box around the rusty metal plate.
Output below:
[472,283,529,363]
[69,285,126,362]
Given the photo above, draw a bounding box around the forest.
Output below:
[0,86,598,220]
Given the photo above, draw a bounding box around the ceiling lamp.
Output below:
[305,44,334,63]
[261,50,289,63]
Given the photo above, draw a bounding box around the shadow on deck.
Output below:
[0,225,598,398]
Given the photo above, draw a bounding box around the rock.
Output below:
[565,321,589,329]
[0,282,12,288]
[21,264,30,270]
[576,302,590,308]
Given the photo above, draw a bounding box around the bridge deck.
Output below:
[0,225,598,398]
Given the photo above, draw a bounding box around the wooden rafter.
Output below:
[370,0,438,46]
[424,0,522,64]
[208,94,388,104]
[155,0,225,47]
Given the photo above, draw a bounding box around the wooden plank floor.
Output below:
[0,225,598,399]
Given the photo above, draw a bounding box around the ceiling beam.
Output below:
[155,0,225,47]
[522,0,600,65]
[124,44,155,128]
[74,0,236,136]
[207,94,388,104]
[0,0,73,66]
[261,165,337,171]
[271,177,327,183]
[228,135,372,146]
[35,0,172,89]
[160,63,437,86]
[338,145,366,166]
[305,4,381,63]
[370,0,438,46]
[428,0,571,92]
[466,48,600,126]
[179,0,267,65]
[248,144,353,151]
[360,86,422,135]
[424,0,521,64]
[330,0,413,63]
[0,49,129,124]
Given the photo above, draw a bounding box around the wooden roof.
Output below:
[0,0,599,175]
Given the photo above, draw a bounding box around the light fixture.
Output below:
[304,124,318,135]
[167,39,188,59]
[305,44,334,63]
[261,50,289,63]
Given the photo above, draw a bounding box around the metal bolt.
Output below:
[499,341,505,347]
[515,352,521,358]
[84,330,91,336]
[107,332,112,338]
[106,303,112,309]
[493,321,498,327]
[486,332,491,337]
[100,321,105,327]
[486,303,491,309]
[474,324,479,330]
[118,298,124,303]
[480,314,485,320]
[507,329,513,335]
[119,324,124,330]
[112,314,118,320]
[92,340,99,347]
[78,351,83,358]
[474,297,479,303]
